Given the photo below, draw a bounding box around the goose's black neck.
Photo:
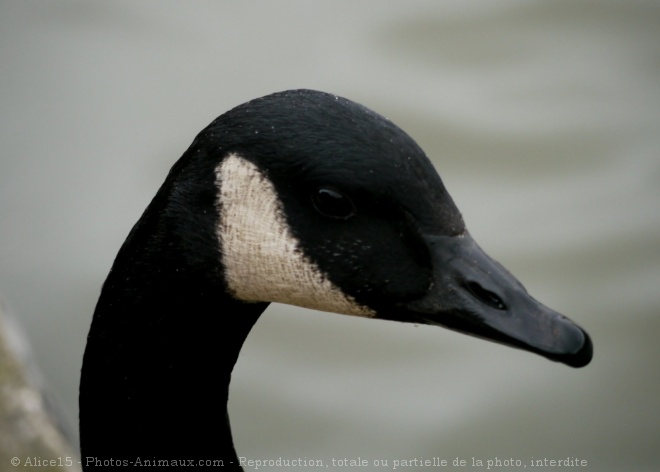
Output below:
[79,150,263,470]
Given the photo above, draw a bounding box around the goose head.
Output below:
[213,89,591,366]
[80,89,591,468]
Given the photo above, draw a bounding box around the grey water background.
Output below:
[1,1,658,470]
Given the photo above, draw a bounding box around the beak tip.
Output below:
[565,329,593,368]
[550,326,592,368]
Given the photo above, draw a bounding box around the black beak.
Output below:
[395,234,592,368]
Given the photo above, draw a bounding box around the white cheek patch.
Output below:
[216,153,374,318]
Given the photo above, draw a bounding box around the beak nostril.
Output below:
[465,281,507,311]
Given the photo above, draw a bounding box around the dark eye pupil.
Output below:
[312,188,355,219]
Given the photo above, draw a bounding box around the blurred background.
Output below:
[1,1,659,470]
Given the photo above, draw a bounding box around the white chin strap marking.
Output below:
[216,153,374,317]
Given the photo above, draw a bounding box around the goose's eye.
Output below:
[311,188,356,220]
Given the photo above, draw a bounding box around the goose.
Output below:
[79,89,592,470]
